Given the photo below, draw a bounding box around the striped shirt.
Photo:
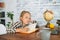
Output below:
[10,21,39,33]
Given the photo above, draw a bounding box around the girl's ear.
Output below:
[20,17,22,21]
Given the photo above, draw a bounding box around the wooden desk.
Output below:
[0,30,60,40]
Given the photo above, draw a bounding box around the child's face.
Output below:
[20,13,31,25]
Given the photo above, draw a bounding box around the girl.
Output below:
[11,10,39,33]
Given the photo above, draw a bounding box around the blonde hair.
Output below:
[20,10,31,17]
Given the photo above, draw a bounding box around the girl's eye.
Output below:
[29,18,31,19]
[25,17,31,19]
[26,17,28,18]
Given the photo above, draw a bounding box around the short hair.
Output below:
[20,10,31,17]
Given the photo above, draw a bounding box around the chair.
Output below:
[0,24,7,35]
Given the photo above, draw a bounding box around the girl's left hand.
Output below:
[23,27,29,31]
[16,27,29,33]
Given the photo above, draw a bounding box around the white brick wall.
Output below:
[16,0,60,26]
[4,0,60,26]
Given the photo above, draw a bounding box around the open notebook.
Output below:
[28,23,37,31]
[21,23,37,33]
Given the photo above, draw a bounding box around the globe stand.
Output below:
[43,10,54,28]
[45,21,50,28]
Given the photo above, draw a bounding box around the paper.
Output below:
[28,23,37,31]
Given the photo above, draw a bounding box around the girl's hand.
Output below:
[16,27,29,33]
[23,27,29,31]
[16,28,22,32]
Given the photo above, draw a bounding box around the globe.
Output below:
[43,10,54,28]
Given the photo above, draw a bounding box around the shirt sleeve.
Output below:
[10,21,21,33]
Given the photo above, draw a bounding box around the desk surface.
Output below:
[0,31,60,40]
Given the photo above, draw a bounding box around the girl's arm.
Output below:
[16,27,29,33]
